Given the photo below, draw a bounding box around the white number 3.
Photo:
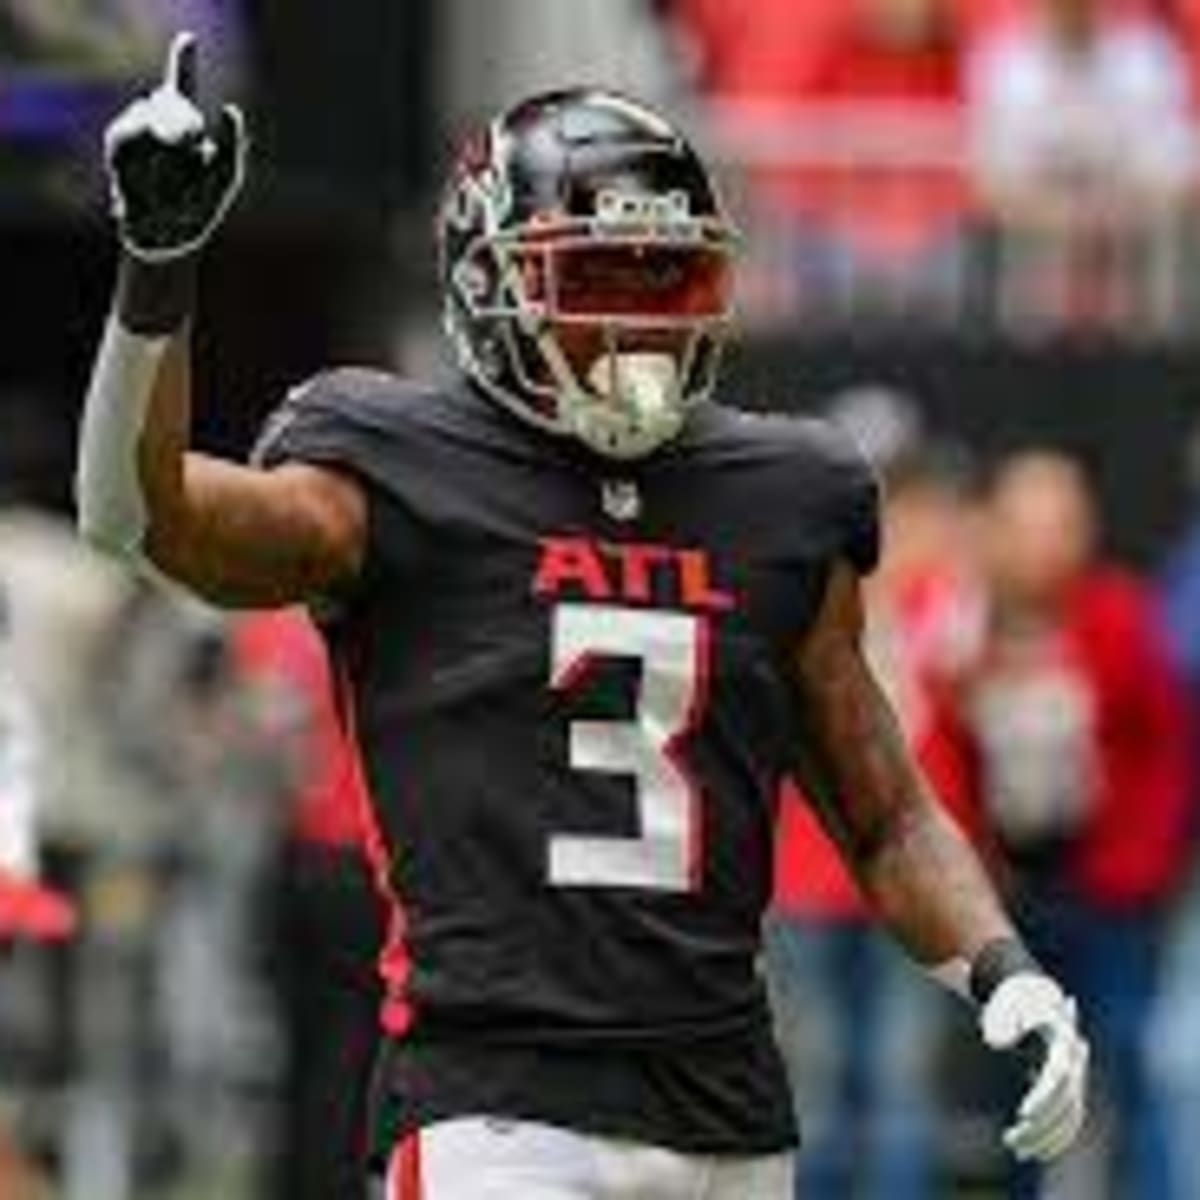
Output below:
[548,603,708,892]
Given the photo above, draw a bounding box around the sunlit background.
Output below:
[2,2,1200,1197]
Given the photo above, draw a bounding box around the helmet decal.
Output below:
[593,188,692,230]
[586,92,678,140]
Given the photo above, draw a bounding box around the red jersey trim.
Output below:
[336,663,416,1036]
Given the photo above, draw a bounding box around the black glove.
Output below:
[104,31,247,264]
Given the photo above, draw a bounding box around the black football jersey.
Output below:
[254,371,878,1156]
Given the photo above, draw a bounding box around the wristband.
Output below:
[116,254,198,336]
[968,936,1042,1006]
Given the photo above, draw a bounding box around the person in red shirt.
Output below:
[947,449,1191,1199]
[768,392,982,1200]
[676,0,969,322]
[1153,434,1200,1200]
[233,608,385,1200]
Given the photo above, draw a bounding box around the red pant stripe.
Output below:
[389,1130,422,1200]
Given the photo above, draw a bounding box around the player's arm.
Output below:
[75,33,364,608]
[790,562,1011,968]
[787,561,1089,1163]
[113,301,364,606]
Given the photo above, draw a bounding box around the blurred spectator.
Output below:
[675,0,958,100]
[668,0,834,102]
[677,0,969,323]
[946,450,1192,1199]
[804,0,962,102]
[0,546,76,946]
[967,0,1197,334]
[234,608,384,1200]
[1160,419,1200,732]
[1172,0,1200,109]
[0,511,294,1196]
[441,0,679,127]
[788,0,968,305]
[968,0,1196,231]
[1150,426,1200,1199]
[767,389,981,1200]
[0,572,38,897]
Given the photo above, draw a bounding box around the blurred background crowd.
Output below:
[3,1,1200,1197]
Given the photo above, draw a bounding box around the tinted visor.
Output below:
[511,237,733,321]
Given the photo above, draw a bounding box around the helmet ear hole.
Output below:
[459,261,490,308]
[476,329,505,379]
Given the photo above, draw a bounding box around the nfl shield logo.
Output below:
[601,479,641,522]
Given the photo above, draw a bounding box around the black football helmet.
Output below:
[438,88,738,460]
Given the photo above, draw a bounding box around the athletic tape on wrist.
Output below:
[926,956,972,999]
[75,317,170,559]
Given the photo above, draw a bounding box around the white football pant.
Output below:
[383,1115,794,1200]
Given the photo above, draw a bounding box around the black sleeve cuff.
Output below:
[115,255,199,336]
[968,936,1042,1005]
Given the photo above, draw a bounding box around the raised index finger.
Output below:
[163,31,199,99]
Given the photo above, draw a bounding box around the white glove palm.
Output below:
[980,973,1090,1162]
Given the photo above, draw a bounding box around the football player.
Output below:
[75,34,1089,1200]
